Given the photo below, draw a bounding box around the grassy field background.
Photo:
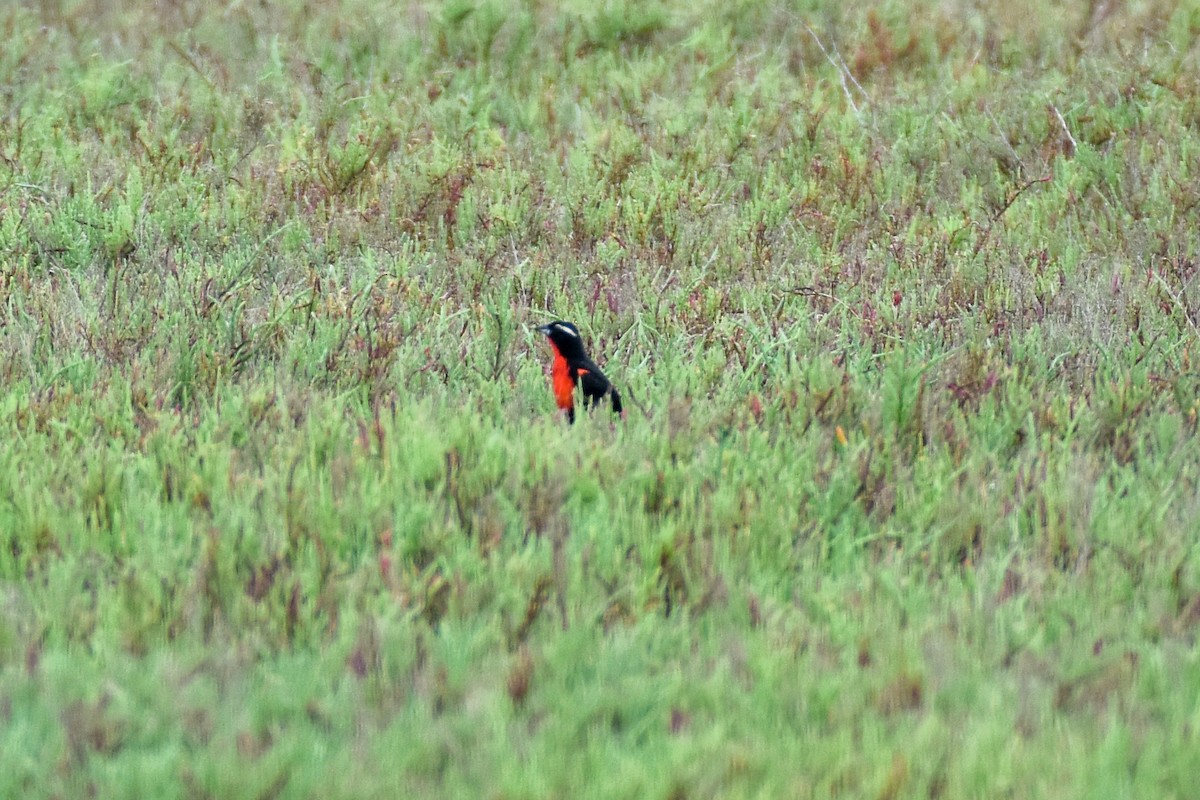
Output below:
[2,0,1200,796]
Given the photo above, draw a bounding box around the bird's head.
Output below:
[536,320,587,358]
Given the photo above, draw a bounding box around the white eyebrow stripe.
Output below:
[554,324,579,337]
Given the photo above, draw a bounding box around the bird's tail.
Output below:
[610,387,626,420]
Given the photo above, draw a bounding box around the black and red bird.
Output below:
[536,321,624,424]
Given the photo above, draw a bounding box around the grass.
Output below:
[2,0,1200,796]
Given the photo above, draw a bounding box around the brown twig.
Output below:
[972,174,1054,254]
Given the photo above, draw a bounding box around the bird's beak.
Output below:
[536,324,552,336]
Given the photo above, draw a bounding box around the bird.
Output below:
[536,320,624,424]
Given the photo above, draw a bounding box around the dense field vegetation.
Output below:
[2,0,1200,796]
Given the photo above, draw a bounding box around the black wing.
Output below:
[576,358,621,415]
